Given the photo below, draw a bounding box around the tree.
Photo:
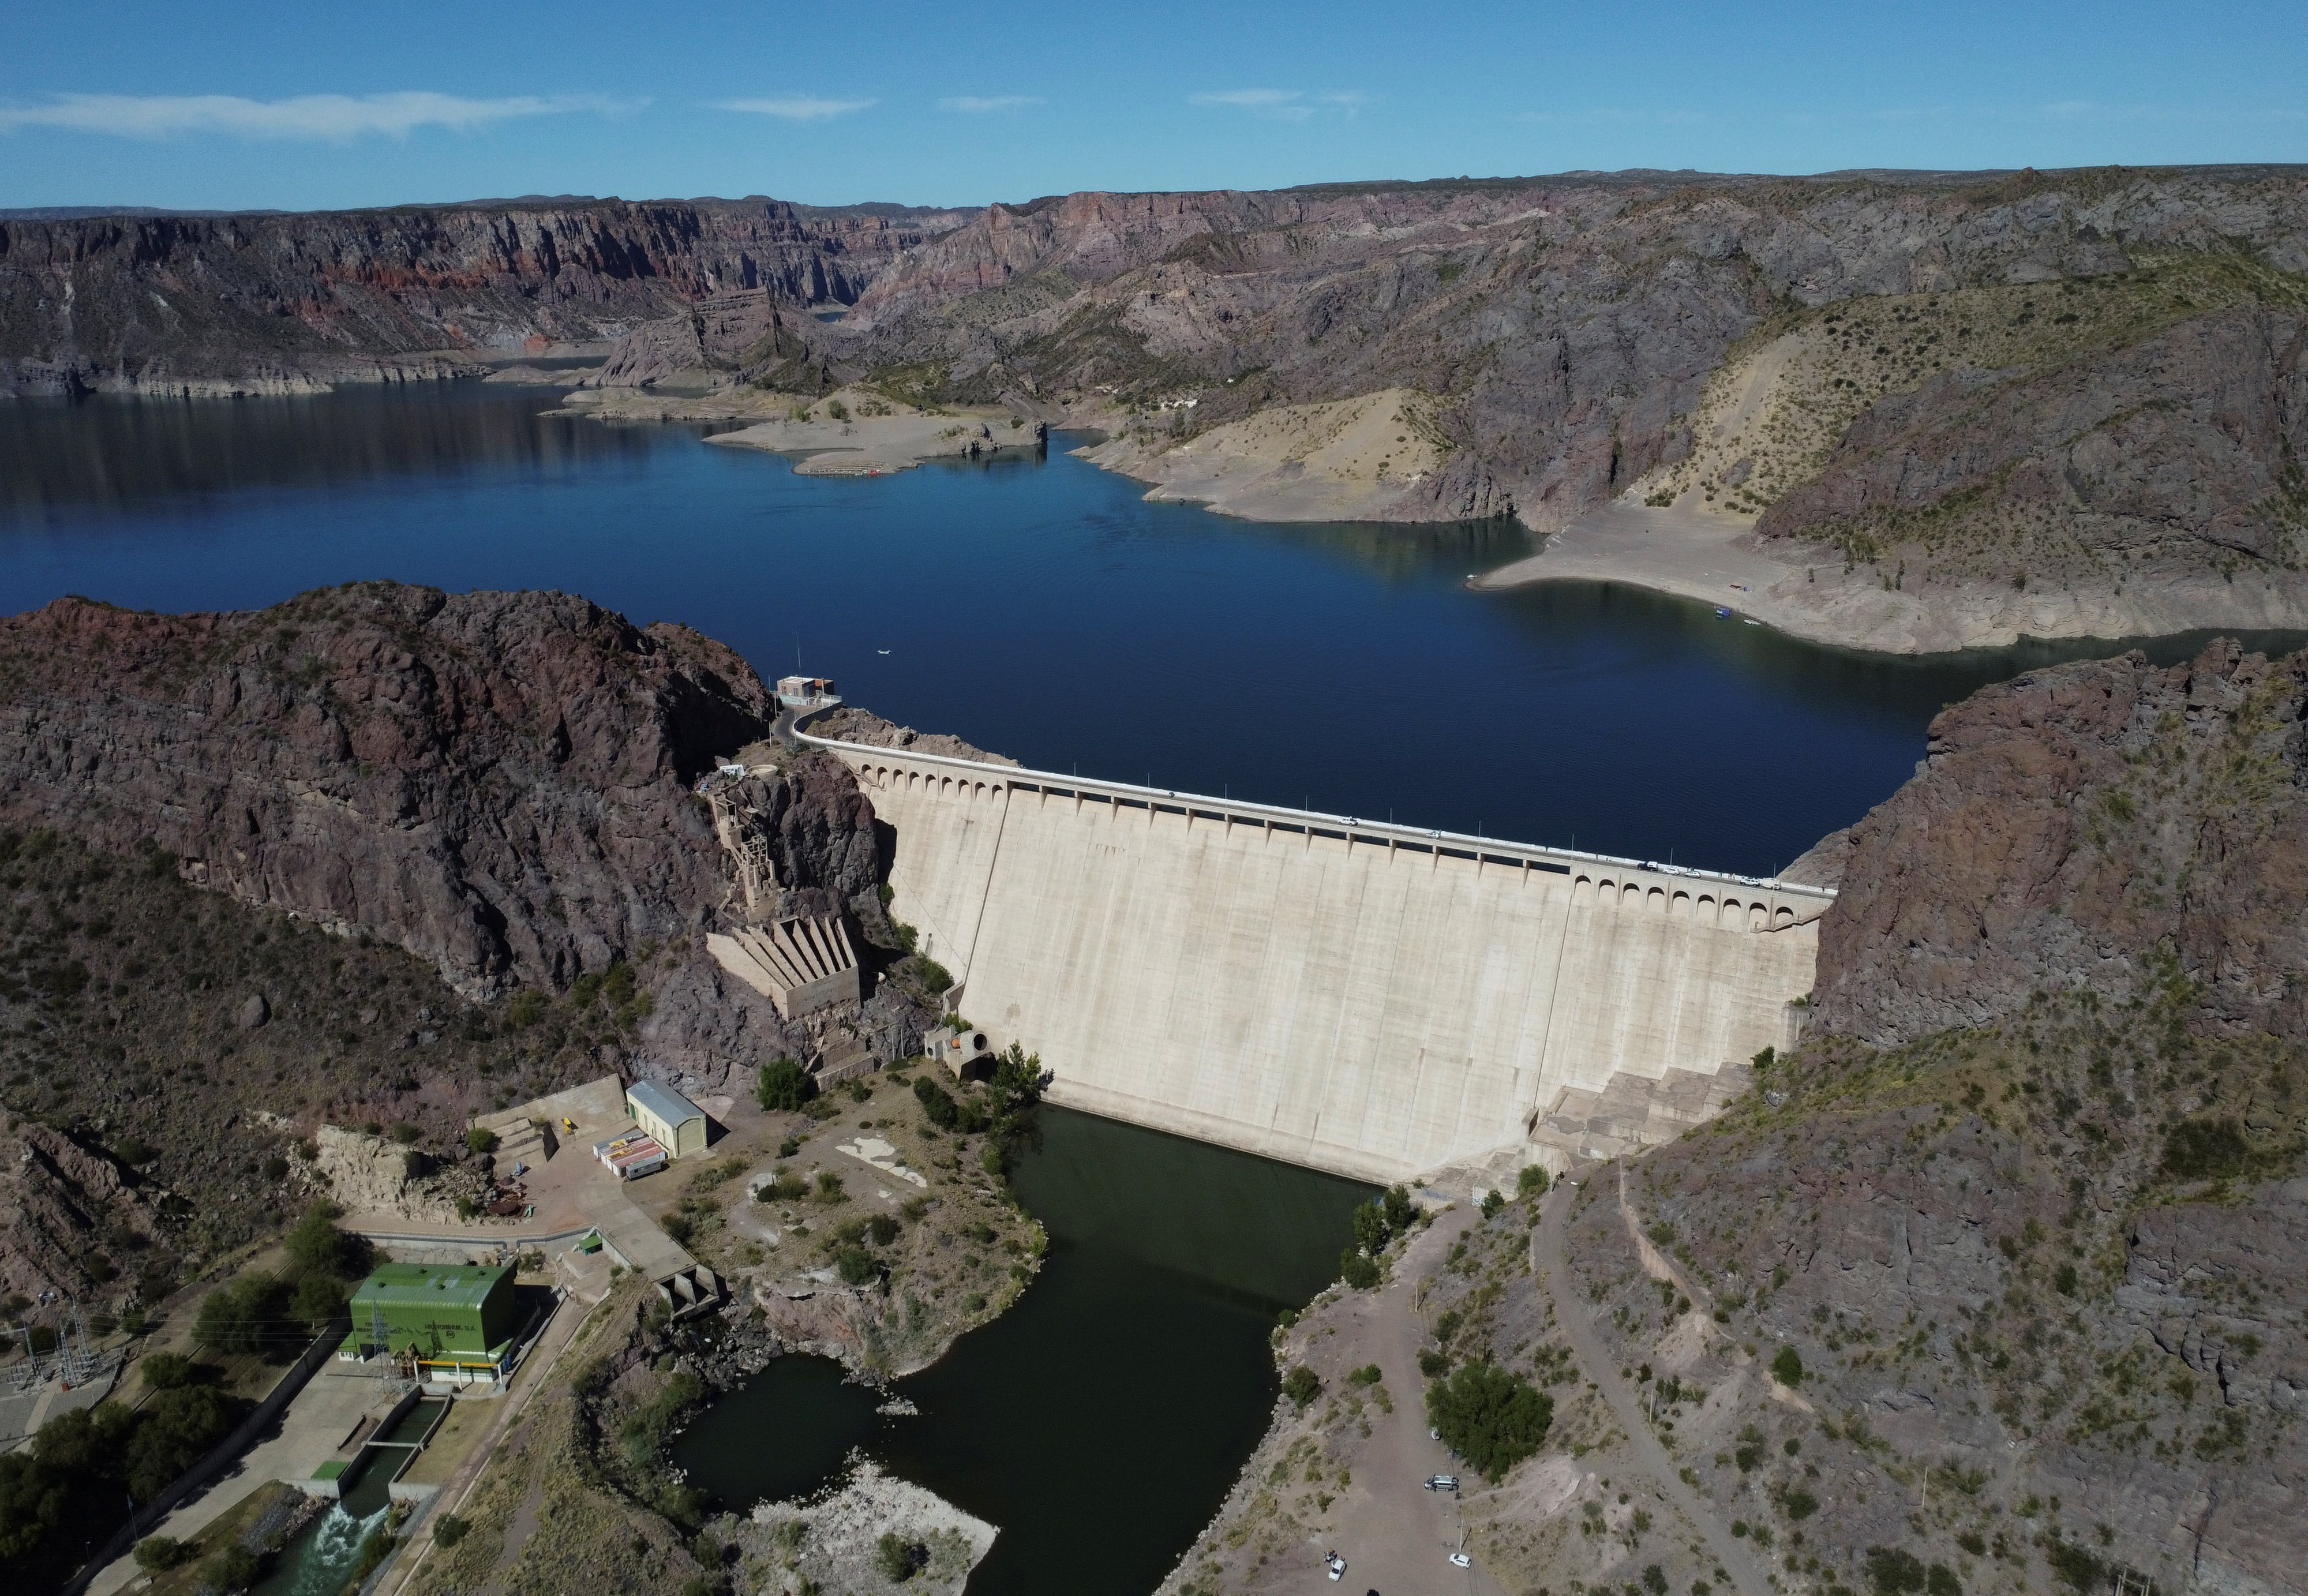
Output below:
[125,1385,229,1501]
[284,1202,368,1282]
[1426,1362,1554,1482]
[1339,1247,1381,1290]
[1282,1366,1321,1410]
[758,1058,811,1113]
[1771,1346,1804,1387]
[293,1272,347,1327]
[1382,1184,1417,1231]
[1351,1200,1389,1256]
[141,1352,194,1391]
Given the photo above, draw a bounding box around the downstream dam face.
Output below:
[811,739,1831,1185]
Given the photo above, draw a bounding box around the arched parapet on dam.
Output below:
[797,733,1831,1186]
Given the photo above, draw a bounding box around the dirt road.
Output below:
[1534,1178,1774,1596]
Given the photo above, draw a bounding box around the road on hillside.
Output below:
[1534,1176,1775,1596]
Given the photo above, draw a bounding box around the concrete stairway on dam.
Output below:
[805,736,1833,1186]
[1527,1062,1758,1164]
[707,915,861,1020]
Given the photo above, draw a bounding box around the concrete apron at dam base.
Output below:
[794,728,1831,1189]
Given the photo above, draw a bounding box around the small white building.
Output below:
[776,675,840,709]
[624,1080,707,1159]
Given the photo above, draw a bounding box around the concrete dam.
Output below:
[804,733,1833,1186]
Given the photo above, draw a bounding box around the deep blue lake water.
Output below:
[5,381,2264,876]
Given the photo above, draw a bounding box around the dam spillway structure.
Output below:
[797,731,1831,1186]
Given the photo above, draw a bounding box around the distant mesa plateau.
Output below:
[5,166,2308,647]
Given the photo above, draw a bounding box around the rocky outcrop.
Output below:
[588,290,841,392]
[1811,640,2308,1046]
[0,198,964,393]
[0,582,774,995]
[0,1125,157,1303]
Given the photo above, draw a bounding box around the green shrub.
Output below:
[1339,1248,1381,1290]
[1771,1346,1804,1387]
[868,1215,900,1246]
[1347,1364,1381,1386]
[1282,1366,1321,1410]
[758,1058,811,1112]
[1643,1567,1668,1596]
[134,1534,189,1572]
[1517,1164,1550,1198]
[1781,1488,1818,1520]
[389,1122,421,1145]
[913,1076,961,1130]
[1865,1546,1927,1595]
[759,1169,808,1202]
[815,1171,845,1202]
[204,1542,263,1592]
[835,1248,877,1286]
[912,956,953,994]
[1479,1190,1505,1219]
[433,1513,469,1546]
[875,1530,914,1580]
[467,1127,499,1155]
[2163,1118,2253,1180]
[1926,1567,1961,1596]
[661,1213,695,1246]
[1426,1362,1554,1482]
[1418,1348,1451,1377]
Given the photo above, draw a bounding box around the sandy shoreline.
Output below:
[1474,500,2308,655]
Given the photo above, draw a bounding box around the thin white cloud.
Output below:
[0,91,627,140]
[1192,89,1301,109]
[717,96,876,121]
[1190,88,1366,123]
[939,95,1041,114]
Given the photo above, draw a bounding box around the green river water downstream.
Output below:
[671,1107,1375,1595]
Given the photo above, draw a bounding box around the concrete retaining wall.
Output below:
[811,741,1829,1185]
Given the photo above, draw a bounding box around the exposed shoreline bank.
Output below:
[1479,501,2308,655]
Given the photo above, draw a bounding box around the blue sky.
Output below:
[2,0,2302,212]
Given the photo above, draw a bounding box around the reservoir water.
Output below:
[5,384,2275,876]
[9,385,2297,1593]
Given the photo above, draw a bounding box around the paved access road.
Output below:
[1534,1177,1775,1596]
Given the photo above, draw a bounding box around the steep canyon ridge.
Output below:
[8,167,2308,648]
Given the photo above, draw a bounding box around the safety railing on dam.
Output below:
[790,728,1834,912]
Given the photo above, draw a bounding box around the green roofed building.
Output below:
[341,1262,520,1384]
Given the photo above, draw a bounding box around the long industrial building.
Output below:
[802,736,1831,1185]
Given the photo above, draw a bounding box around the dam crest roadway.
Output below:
[787,724,1831,1187]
